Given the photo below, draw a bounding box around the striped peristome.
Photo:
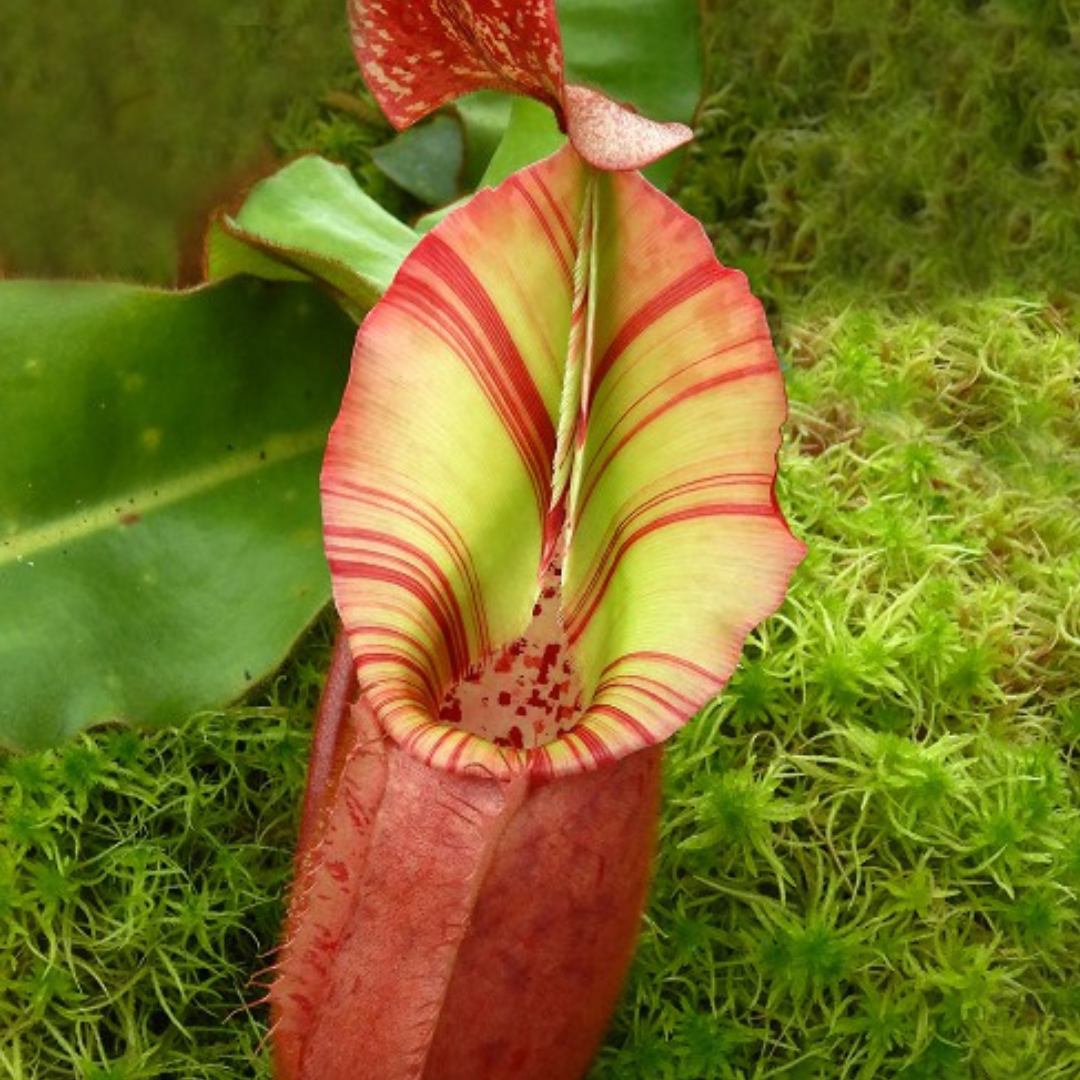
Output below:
[321,146,805,780]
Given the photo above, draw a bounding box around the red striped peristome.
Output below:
[320,145,805,784]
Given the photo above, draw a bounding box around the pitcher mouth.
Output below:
[361,553,702,783]
[367,555,606,784]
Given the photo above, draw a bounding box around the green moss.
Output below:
[681,0,1080,313]
[0,659,327,1076]
[592,297,1080,1077]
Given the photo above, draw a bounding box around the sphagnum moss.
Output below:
[0,624,330,1079]
[684,0,1080,315]
[590,298,1080,1079]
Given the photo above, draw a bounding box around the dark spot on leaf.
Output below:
[119,513,141,526]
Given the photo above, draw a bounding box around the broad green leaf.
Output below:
[321,147,803,780]
[207,155,418,322]
[0,277,355,751]
[370,114,465,206]
[375,92,516,214]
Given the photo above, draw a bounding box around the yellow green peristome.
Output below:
[321,146,804,779]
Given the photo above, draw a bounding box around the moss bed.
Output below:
[3,1,1080,1077]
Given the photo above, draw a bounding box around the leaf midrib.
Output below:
[0,427,327,567]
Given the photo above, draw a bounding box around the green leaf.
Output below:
[0,277,355,751]
[455,91,516,187]
[321,148,803,780]
[413,99,566,234]
[370,114,465,207]
[373,93,516,215]
[478,98,568,190]
[206,155,418,322]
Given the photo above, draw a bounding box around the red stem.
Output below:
[297,625,358,852]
